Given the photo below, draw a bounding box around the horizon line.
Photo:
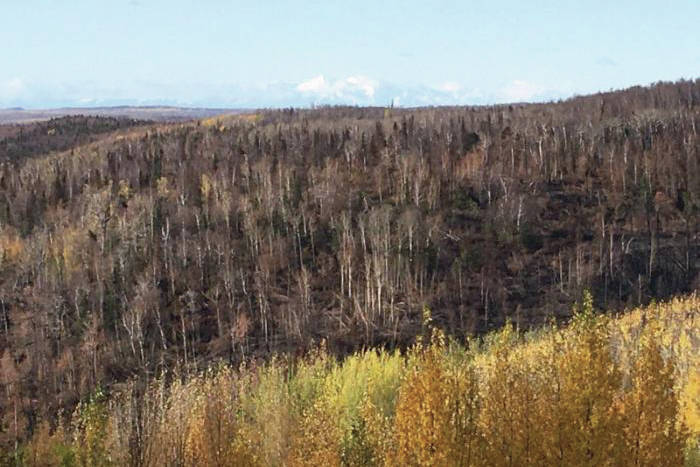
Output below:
[2,76,699,114]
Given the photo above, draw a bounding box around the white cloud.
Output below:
[437,81,461,93]
[296,75,377,103]
[0,76,571,109]
[297,75,327,94]
[344,76,375,98]
[499,80,544,103]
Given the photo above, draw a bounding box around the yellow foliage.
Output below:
[479,324,544,466]
[0,228,24,264]
[59,227,88,276]
[23,294,699,466]
[200,173,212,201]
[619,319,687,466]
[117,179,132,203]
[201,116,222,128]
[391,330,482,466]
[391,340,453,466]
[201,113,261,128]
[156,176,170,198]
[183,369,243,465]
[287,398,342,467]
[237,361,294,464]
[71,389,111,467]
[682,366,700,439]
[553,313,624,466]
[22,420,72,467]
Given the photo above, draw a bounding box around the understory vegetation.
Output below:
[7,293,698,466]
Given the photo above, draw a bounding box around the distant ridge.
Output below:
[0,105,248,124]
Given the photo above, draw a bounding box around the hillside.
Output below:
[0,79,699,459]
[14,294,700,465]
[0,107,243,125]
[0,116,152,163]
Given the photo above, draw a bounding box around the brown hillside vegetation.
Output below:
[0,116,152,162]
[0,79,699,460]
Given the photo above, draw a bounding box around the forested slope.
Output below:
[14,293,700,465]
[0,116,151,162]
[1,79,699,456]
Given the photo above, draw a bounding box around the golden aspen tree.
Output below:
[445,349,483,467]
[680,365,700,465]
[528,324,580,466]
[332,349,404,467]
[71,388,111,467]
[345,395,393,467]
[238,362,292,466]
[287,397,342,467]
[479,323,542,466]
[390,330,461,467]
[285,346,342,466]
[553,292,624,466]
[182,368,252,467]
[620,317,687,466]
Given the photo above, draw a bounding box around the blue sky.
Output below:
[1,0,699,108]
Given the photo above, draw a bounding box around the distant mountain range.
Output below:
[1,75,575,112]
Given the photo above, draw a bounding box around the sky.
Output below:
[1,0,699,109]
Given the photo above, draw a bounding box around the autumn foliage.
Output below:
[7,293,696,466]
[2,81,700,463]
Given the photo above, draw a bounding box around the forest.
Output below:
[0,79,699,464]
[0,116,150,163]
[10,294,700,465]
